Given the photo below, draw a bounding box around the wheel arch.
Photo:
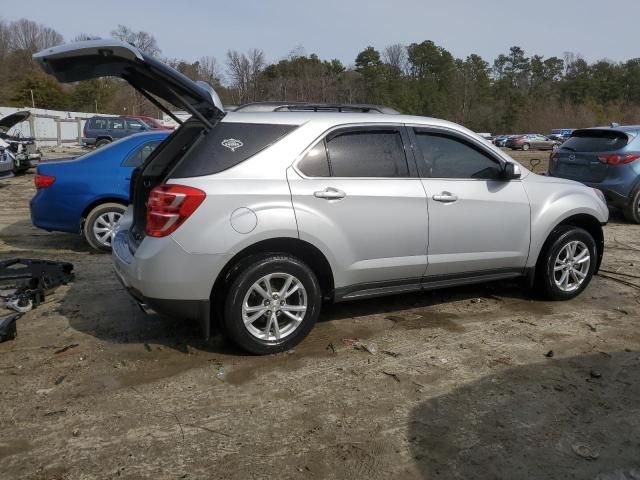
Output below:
[535,213,604,274]
[211,237,335,327]
[79,197,128,229]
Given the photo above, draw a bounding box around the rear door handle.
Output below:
[314,187,346,200]
[432,192,458,203]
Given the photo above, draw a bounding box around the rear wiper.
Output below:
[559,146,576,152]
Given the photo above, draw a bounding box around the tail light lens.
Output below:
[597,154,640,165]
[145,184,205,237]
[34,174,55,188]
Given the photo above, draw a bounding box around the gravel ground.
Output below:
[1,151,639,479]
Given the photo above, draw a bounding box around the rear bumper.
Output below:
[583,178,638,207]
[115,273,212,337]
[112,230,230,337]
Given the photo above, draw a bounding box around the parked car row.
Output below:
[492,133,562,151]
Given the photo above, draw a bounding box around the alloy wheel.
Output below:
[92,211,122,248]
[242,273,307,342]
[553,240,591,292]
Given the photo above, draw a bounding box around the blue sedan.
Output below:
[30,131,170,251]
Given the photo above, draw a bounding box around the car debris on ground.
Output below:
[0,258,73,342]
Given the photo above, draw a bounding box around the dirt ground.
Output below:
[1,150,640,480]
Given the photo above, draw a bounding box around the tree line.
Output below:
[1,17,639,133]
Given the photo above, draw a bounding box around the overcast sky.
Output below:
[4,0,639,66]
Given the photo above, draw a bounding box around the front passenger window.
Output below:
[414,131,502,180]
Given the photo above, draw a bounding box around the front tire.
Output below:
[83,202,126,251]
[522,143,530,151]
[623,186,640,224]
[535,226,597,300]
[223,254,321,354]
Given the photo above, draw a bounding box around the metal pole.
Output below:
[30,89,35,109]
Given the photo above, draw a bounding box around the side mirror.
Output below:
[502,162,521,180]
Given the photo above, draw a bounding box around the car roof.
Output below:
[576,125,640,137]
[611,125,640,133]
[222,111,470,131]
[125,131,170,141]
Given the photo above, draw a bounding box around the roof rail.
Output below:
[234,102,400,114]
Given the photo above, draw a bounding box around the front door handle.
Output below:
[314,187,346,200]
[432,192,458,203]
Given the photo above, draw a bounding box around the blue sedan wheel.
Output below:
[83,202,126,251]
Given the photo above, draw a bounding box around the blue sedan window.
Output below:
[123,141,162,167]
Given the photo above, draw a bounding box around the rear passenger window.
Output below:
[298,142,330,177]
[123,141,161,167]
[91,118,108,129]
[112,119,124,129]
[171,123,298,178]
[414,131,502,180]
[327,130,408,177]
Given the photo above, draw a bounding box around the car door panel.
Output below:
[288,126,428,289]
[410,127,531,278]
[422,178,530,276]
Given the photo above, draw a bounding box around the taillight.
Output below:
[597,153,640,165]
[34,174,55,188]
[145,184,205,237]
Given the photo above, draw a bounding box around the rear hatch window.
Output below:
[170,122,297,178]
[560,130,629,152]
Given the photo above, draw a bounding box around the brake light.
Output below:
[145,184,205,237]
[34,174,55,188]
[597,154,640,165]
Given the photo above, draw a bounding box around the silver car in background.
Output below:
[35,40,609,354]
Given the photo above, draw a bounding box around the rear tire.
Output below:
[83,202,126,252]
[623,186,640,224]
[534,226,597,300]
[522,143,530,151]
[223,254,321,354]
[95,139,111,148]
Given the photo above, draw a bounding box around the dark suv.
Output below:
[82,116,150,148]
[549,126,640,223]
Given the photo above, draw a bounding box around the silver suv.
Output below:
[36,40,609,354]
